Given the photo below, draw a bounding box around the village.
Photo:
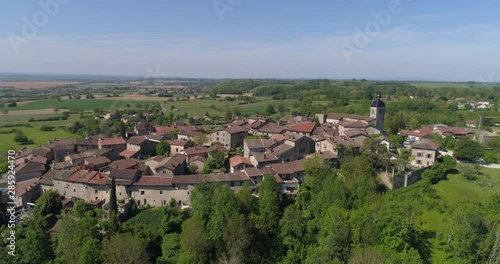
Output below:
[8,94,497,215]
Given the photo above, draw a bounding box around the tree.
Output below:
[79,238,101,264]
[266,104,276,115]
[107,176,120,233]
[13,130,30,144]
[202,150,226,173]
[193,132,208,146]
[101,233,150,264]
[18,225,54,264]
[206,185,240,258]
[54,107,60,114]
[236,183,257,216]
[160,233,180,264]
[251,176,282,263]
[179,215,211,263]
[225,110,233,121]
[73,199,93,218]
[222,213,251,263]
[1,109,8,116]
[232,106,241,116]
[32,189,62,228]
[456,138,485,161]
[156,141,171,156]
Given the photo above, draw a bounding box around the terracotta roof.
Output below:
[269,160,304,175]
[183,146,208,156]
[88,173,109,185]
[155,154,187,171]
[207,144,227,153]
[16,161,45,174]
[127,136,148,145]
[286,121,316,133]
[411,140,439,151]
[229,120,248,127]
[109,159,138,170]
[136,120,155,131]
[224,126,247,134]
[119,149,139,159]
[109,169,141,185]
[31,147,52,157]
[344,129,368,138]
[84,156,111,165]
[171,175,201,185]
[15,178,39,197]
[99,137,126,146]
[415,126,433,136]
[230,155,253,167]
[189,156,207,163]
[271,144,294,156]
[201,172,250,183]
[257,123,285,134]
[341,121,370,129]
[67,170,99,183]
[135,175,173,186]
[326,113,375,122]
[319,151,338,159]
[41,168,76,185]
[153,125,176,135]
[52,161,74,170]
[244,167,264,178]
[283,132,307,142]
[29,156,48,165]
[253,153,279,163]
[168,140,189,146]
[399,130,426,138]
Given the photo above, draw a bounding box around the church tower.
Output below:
[370,92,385,132]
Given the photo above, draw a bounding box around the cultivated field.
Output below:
[0,127,78,152]
[0,81,80,89]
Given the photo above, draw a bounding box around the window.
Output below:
[73,188,76,192]
[141,191,145,195]
[379,109,383,114]
[160,191,163,194]
[95,190,98,194]
[231,181,234,187]
[417,160,422,165]
[371,109,375,114]
[427,154,432,159]
[417,152,423,157]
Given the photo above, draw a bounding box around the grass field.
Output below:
[410,82,482,89]
[0,98,160,111]
[125,206,166,236]
[419,167,500,263]
[0,126,78,152]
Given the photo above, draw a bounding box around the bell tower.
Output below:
[370,92,385,132]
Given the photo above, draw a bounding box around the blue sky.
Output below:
[0,0,499,81]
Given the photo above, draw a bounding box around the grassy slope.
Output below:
[0,127,78,152]
[0,99,159,111]
[419,168,500,263]
[125,207,166,236]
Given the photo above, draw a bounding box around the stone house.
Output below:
[411,140,439,167]
[98,137,126,152]
[15,178,42,208]
[16,161,46,182]
[229,155,253,173]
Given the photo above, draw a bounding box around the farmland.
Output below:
[0,81,81,89]
[0,126,78,152]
